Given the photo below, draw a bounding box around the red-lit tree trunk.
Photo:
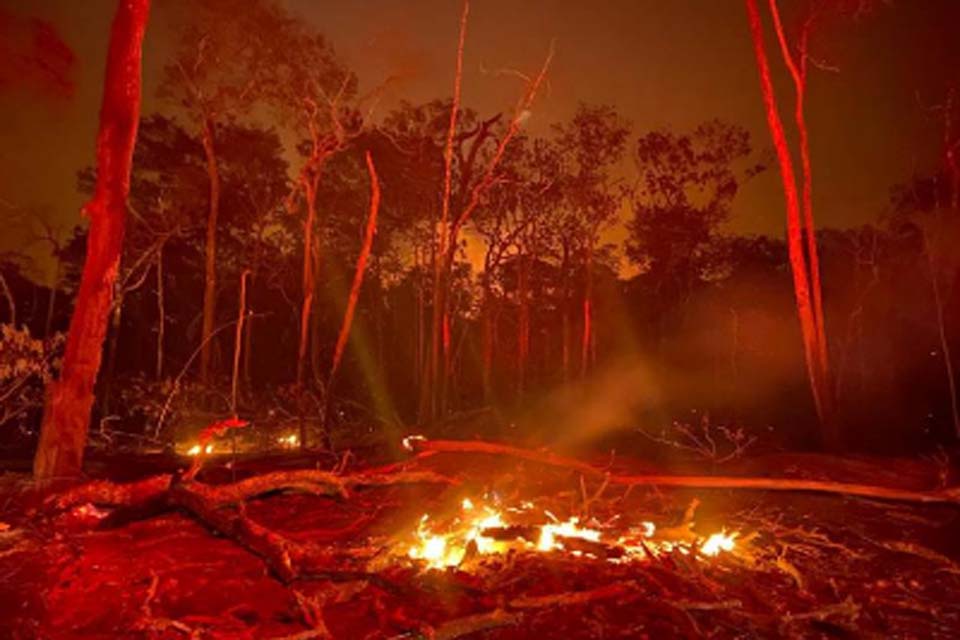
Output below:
[580,243,594,378]
[419,0,469,425]
[296,169,320,449]
[745,0,835,444]
[33,0,150,479]
[155,245,164,379]
[516,248,531,399]
[198,116,220,383]
[321,152,380,443]
[560,242,572,382]
[768,0,832,405]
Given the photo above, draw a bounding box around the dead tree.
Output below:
[34,0,151,479]
[321,151,381,441]
[745,0,836,445]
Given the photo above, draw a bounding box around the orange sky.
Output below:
[1,0,958,282]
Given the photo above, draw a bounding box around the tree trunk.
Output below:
[297,174,319,450]
[0,272,14,326]
[580,245,594,378]
[745,0,835,445]
[100,291,124,415]
[44,259,60,339]
[419,0,469,425]
[924,235,960,438]
[517,249,530,400]
[199,116,221,384]
[560,244,571,382]
[768,0,834,423]
[34,0,150,479]
[231,270,250,416]
[480,272,495,402]
[155,244,164,379]
[321,152,380,443]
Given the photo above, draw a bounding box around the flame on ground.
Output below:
[404,496,743,570]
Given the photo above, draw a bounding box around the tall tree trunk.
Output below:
[414,246,424,389]
[321,152,380,443]
[745,0,835,445]
[155,244,164,379]
[44,259,60,339]
[768,0,832,410]
[419,0,469,425]
[231,270,250,416]
[296,174,319,450]
[560,244,571,382]
[580,245,594,378]
[0,272,15,326]
[34,0,150,479]
[924,237,960,438]
[100,291,124,415]
[480,271,495,402]
[199,116,220,384]
[517,250,530,399]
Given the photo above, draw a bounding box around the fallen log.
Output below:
[48,468,455,512]
[406,438,960,506]
[44,466,455,583]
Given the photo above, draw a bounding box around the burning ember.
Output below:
[403,494,744,570]
[186,444,214,456]
[276,433,299,449]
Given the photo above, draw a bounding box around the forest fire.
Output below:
[403,493,743,570]
[3,0,960,636]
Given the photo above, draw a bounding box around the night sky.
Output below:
[2,0,958,281]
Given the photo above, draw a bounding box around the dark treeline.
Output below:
[2,0,958,454]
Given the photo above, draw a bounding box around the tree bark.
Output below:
[745,0,835,445]
[768,0,834,424]
[580,244,594,378]
[155,244,164,379]
[0,272,15,326]
[44,259,60,339]
[34,0,150,479]
[199,116,221,384]
[419,0,469,425]
[297,174,319,450]
[322,152,381,443]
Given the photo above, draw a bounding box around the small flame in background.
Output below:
[276,434,299,449]
[186,444,214,456]
[405,495,742,570]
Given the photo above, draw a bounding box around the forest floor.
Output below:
[1,441,960,639]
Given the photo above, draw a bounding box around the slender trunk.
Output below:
[414,247,424,389]
[768,0,832,413]
[580,245,594,378]
[480,272,494,402]
[517,250,530,399]
[924,235,960,438]
[231,270,250,416]
[100,291,123,414]
[322,152,380,443]
[199,116,220,383]
[242,292,252,387]
[155,244,164,379]
[296,174,319,450]
[745,0,833,443]
[34,0,150,479]
[0,273,15,326]
[561,244,571,382]
[44,259,60,338]
[419,0,468,425]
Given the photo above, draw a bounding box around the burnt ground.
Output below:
[1,446,960,639]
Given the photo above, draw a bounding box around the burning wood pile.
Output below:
[2,436,960,638]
